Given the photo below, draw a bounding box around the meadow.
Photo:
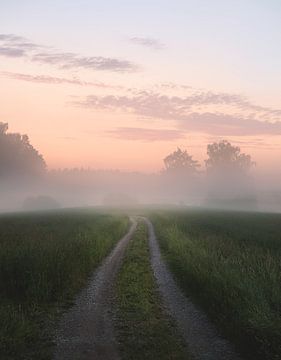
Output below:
[0,209,128,360]
[150,209,281,360]
[1,207,281,360]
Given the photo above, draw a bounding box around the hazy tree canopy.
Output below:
[0,122,46,179]
[163,148,200,175]
[205,140,254,174]
[205,140,256,210]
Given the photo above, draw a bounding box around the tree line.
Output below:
[163,141,254,176]
[0,122,46,179]
[0,121,254,180]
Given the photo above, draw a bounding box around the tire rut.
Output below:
[144,217,244,360]
[53,218,137,360]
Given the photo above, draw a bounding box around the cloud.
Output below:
[32,52,138,72]
[0,47,26,57]
[74,91,281,136]
[0,34,27,42]
[226,138,277,150]
[129,37,165,50]
[76,91,279,114]
[1,71,118,88]
[0,34,42,56]
[178,112,281,136]
[58,136,77,141]
[154,82,193,90]
[0,33,138,73]
[107,127,185,141]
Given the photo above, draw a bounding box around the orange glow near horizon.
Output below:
[1,71,281,173]
[1,2,281,174]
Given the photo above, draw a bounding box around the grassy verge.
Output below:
[0,209,129,360]
[150,210,281,360]
[115,220,189,360]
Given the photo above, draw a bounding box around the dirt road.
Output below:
[54,216,243,360]
[53,218,137,360]
[144,217,243,360]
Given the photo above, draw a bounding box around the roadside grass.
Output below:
[150,210,281,360]
[115,220,190,360]
[0,209,129,360]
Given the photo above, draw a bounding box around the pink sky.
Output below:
[1,1,281,172]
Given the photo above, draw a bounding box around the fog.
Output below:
[2,161,281,214]
[1,123,281,214]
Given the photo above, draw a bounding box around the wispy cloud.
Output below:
[76,90,277,111]
[0,47,26,57]
[0,33,138,73]
[74,91,281,137]
[0,34,42,55]
[75,91,281,117]
[1,71,119,88]
[0,34,28,42]
[58,136,77,141]
[107,127,185,141]
[178,112,281,136]
[129,37,165,50]
[227,138,277,150]
[32,52,138,72]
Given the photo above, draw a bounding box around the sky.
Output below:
[0,0,280,172]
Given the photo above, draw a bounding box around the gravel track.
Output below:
[144,217,243,360]
[53,218,137,360]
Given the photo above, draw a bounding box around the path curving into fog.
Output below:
[144,217,243,360]
[53,218,137,360]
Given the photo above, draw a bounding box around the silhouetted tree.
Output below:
[0,122,46,179]
[205,140,254,174]
[162,147,200,205]
[163,147,200,175]
[205,140,256,210]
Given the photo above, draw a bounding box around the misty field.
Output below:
[150,210,281,360]
[1,208,281,360]
[0,210,128,360]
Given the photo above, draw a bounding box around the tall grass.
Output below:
[0,209,128,359]
[151,210,281,360]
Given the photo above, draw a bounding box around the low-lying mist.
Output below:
[2,160,281,215]
[1,122,281,214]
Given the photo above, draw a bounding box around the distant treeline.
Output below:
[0,121,279,212]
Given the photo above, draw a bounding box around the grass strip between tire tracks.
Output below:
[115,220,190,360]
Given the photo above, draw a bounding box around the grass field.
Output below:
[150,209,281,360]
[115,220,189,360]
[2,207,281,360]
[0,209,128,360]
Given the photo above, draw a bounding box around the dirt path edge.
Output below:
[53,217,137,360]
[144,217,243,360]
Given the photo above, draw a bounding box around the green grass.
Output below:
[0,209,129,360]
[115,220,189,360]
[150,209,281,360]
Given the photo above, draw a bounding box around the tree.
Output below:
[0,122,46,179]
[205,140,254,174]
[205,140,256,210]
[162,147,200,205]
[163,147,200,175]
